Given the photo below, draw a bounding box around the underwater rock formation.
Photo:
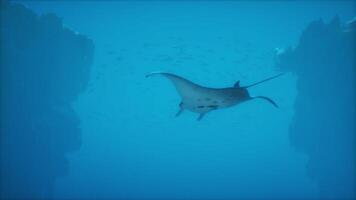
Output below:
[0,1,94,199]
[277,17,356,199]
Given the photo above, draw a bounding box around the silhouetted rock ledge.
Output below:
[277,17,356,199]
[1,1,94,199]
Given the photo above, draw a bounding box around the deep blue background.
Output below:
[2,1,355,199]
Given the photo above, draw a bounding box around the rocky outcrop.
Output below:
[0,1,94,199]
[277,17,355,199]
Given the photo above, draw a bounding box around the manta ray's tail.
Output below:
[252,96,279,108]
[243,73,285,88]
[146,72,164,78]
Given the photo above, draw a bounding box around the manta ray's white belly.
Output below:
[181,90,240,113]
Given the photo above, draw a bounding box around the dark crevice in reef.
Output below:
[0,1,94,199]
[277,17,356,199]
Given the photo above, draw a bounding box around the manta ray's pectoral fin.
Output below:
[197,113,206,121]
[252,96,279,108]
[175,102,184,117]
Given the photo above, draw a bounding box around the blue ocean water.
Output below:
[1,1,355,199]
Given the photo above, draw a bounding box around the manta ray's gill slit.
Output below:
[197,98,212,102]
[207,105,218,109]
[196,105,219,110]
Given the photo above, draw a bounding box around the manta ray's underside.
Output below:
[146,72,283,120]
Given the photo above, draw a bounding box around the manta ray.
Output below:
[146,72,284,120]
